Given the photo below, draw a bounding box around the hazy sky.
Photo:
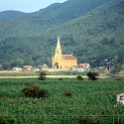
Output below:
[0,0,67,13]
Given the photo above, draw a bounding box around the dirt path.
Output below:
[0,75,79,79]
[0,75,109,79]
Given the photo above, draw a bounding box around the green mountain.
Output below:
[0,0,124,69]
[0,0,113,41]
[0,10,26,19]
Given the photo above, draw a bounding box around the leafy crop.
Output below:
[0,78,124,123]
[0,113,14,124]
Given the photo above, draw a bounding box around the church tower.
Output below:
[54,36,62,59]
[52,36,63,69]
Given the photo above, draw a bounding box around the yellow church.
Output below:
[52,37,77,69]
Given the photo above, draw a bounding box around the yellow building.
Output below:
[52,37,77,69]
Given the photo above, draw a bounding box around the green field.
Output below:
[0,77,124,124]
[0,71,38,76]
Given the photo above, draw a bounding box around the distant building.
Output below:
[52,37,77,69]
[23,65,33,71]
[33,68,40,72]
[42,64,48,71]
[79,63,90,70]
[117,93,124,104]
[12,67,22,71]
[72,63,90,72]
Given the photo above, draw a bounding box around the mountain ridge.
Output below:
[0,10,27,19]
[0,0,114,41]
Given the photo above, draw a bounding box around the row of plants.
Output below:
[39,71,99,81]
[0,77,124,123]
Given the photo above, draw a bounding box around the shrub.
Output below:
[64,91,73,97]
[0,113,14,124]
[77,117,99,124]
[25,83,36,88]
[77,75,83,80]
[87,72,98,80]
[59,78,63,81]
[22,84,48,98]
[39,71,46,80]
[38,89,49,98]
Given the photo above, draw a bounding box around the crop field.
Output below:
[0,71,38,76]
[0,77,124,124]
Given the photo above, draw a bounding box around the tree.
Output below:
[39,71,46,80]
[87,72,98,80]
[111,63,122,74]
[77,75,83,80]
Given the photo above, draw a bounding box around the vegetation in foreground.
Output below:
[22,83,49,98]
[0,77,124,123]
[0,113,14,124]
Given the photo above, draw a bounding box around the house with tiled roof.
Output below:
[23,65,33,71]
[52,37,77,69]
[79,63,90,69]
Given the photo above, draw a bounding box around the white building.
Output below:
[117,93,124,104]
[12,67,22,71]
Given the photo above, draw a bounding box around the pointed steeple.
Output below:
[56,36,61,49]
[54,36,62,59]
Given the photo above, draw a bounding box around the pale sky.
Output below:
[0,0,67,13]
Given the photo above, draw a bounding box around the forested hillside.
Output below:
[0,0,113,41]
[0,0,124,69]
[0,10,26,19]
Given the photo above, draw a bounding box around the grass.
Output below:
[0,77,124,123]
[0,71,38,76]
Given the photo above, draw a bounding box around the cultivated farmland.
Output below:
[0,77,124,124]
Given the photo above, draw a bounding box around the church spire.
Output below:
[57,36,61,49]
[55,36,62,58]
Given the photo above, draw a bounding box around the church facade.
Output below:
[52,37,77,69]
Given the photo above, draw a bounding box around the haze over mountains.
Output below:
[0,0,124,69]
[0,10,27,19]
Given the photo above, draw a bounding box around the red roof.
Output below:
[79,63,89,67]
[23,65,33,69]
[62,54,76,60]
